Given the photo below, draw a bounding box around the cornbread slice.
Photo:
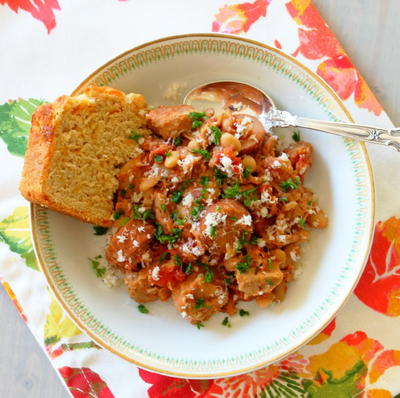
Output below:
[20,85,151,227]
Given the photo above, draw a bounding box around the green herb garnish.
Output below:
[266,279,274,286]
[267,258,273,271]
[189,111,207,121]
[138,304,149,314]
[239,309,250,317]
[155,224,182,244]
[185,263,193,275]
[280,177,300,192]
[223,181,241,199]
[214,167,227,186]
[210,125,222,145]
[298,218,306,228]
[236,231,248,253]
[154,154,164,163]
[142,209,155,220]
[133,205,141,220]
[242,187,257,207]
[174,255,183,267]
[199,176,209,187]
[222,317,232,328]
[128,183,134,190]
[173,136,182,147]
[209,226,217,238]
[243,166,252,178]
[204,268,214,283]
[250,235,258,245]
[112,208,124,220]
[280,196,288,203]
[237,255,251,273]
[160,204,167,212]
[292,130,301,142]
[89,256,106,278]
[192,120,203,129]
[195,298,206,309]
[128,132,143,142]
[171,190,183,204]
[93,226,108,236]
[171,212,186,226]
[191,148,211,161]
[191,199,204,218]
[196,322,205,329]
[159,252,169,263]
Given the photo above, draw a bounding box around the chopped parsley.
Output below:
[237,255,251,273]
[185,263,193,275]
[199,176,209,187]
[174,255,183,267]
[171,212,186,226]
[120,189,127,198]
[236,231,248,252]
[214,167,227,186]
[171,190,183,204]
[138,304,149,314]
[239,309,250,317]
[307,200,313,206]
[223,181,240,199]
[173,136,182,147]
[154,224,182,244]
[89,255,106,278]
[250,235,258,245]
[192,120,203,129]
[210,125,222,145]
[160,204,167,212]
[189,111,207,121]
[128,132,143,142]
[292,130,301,142]
[154,154,164,163]
[243,166,252,178]
[133,205,141,220]
[196,322,205,329]
[242,187,257,207]
[280,177,300,192]
[165,151,172,157]
[266,279,274,286]
[142,209,155,220]
[204,268,214,283]
[128,183,134,190]
[159,252,169,263]
[267,258,273,271]
[93,226,108,235]
[222,317,232,328]
[280,196,288,203]
[112,208,124,220]
[209,226,217,238]
[298,218,306,228]
[191,199,204,218]
[195,298,206,309]
[191,148,211,161]
[224,275,235,285]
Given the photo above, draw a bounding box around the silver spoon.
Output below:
[184,81,400,151]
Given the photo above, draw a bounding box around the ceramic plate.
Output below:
[31,33,374,378]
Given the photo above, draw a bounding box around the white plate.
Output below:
[31,33,374,378]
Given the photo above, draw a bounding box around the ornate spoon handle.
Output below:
[296,118,400,152]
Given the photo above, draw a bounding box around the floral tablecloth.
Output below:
[1,1,400,397]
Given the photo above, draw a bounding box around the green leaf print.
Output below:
[302,360,366,398]
[0,206,38,270]
[0,98,44,157]
[44,297,81,345]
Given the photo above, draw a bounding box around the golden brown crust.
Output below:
[19,85,146,227]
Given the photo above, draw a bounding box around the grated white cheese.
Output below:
[171,176,179,183]
[182,193,194,207]
[235,214,252,226]
[261,190,277,204]
[257,239,266,248]
[181,311,187,319]
[235,116,252,138]
[116,235,127,243]
[139,207,145,213]
[204,212,227,237]
[138,226,145,232]
[116,249,126,263]
[151,266,160,281]
[178,154,197,174]
[146,234,151,239]
[186,293,194,300]
[260,207,269,218]
[132,240,139,248]
[290,250,300,262]
[181,238,203,257]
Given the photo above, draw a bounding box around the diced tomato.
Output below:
[154,263,187,288]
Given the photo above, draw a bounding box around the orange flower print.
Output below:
[2,280,27,322]
[308,317,336,345]
[285,0,383,116]
[212,0,271,34]
[355,217,400,317]
[0,0,60,33]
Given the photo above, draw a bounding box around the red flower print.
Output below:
[355,218,400,317]
[59,367,115,398]
[308,318,336,345]
[0,0,60,33]
[285,0,382,115]
[212,0,271,34]
[138,369,217,398]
